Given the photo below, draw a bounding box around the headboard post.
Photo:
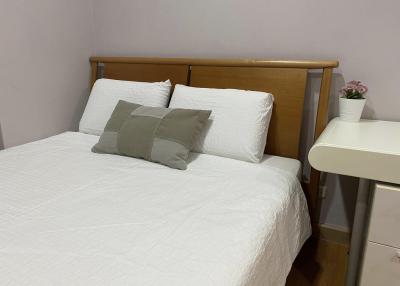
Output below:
[315,68,333,140]
[307,67,334,227]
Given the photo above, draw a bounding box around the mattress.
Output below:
[261,155,302,180]
[0,132,311,286]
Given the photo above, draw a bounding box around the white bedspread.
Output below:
[0,132,311,286]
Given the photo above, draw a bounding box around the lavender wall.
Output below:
[0,0,94,148]
[91,0,400,228]
[93,0,400,121]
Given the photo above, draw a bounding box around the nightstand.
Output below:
[308,117,400,286]
[359,182,400,286]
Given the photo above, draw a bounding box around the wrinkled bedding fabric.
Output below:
[0,132,311,286]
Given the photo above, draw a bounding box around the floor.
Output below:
[286,238,349,286]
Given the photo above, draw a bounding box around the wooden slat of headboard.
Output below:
[189,66,308,159]
[102,63,189,86]
[90,56,338,69]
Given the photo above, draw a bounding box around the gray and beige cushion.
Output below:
[92,100,211,170]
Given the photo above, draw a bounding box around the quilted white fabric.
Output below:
[169,84,274,163]
[79,79,172,135]
[0,132,310,286]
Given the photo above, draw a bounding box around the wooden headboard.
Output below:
[89,56,338,223]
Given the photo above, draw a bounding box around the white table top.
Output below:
[308,117,400,184]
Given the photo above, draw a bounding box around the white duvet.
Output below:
[0,132,311,286]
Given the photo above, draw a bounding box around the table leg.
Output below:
[346,178,371,286]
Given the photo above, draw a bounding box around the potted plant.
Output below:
[339,81,368,122]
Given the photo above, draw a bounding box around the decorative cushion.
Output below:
[92,100,211,170]
[79,78,172,135]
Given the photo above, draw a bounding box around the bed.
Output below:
[0,57,338,285]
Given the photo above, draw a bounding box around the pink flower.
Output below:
[343,81,368,93]
[340,80,368,98]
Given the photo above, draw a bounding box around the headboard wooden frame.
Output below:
[89,56,338,223]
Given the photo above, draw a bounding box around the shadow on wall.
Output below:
[362,100,376,119]
[69,87,91,131]
[299,71,358,228]
[299,71,346,179]
[0,122,4,150]
[319,173,358,228]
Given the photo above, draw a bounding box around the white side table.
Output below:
[308,117,400,286]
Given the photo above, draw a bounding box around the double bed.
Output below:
[0,57,338,285]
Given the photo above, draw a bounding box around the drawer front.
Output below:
[368,183,400,248]
[359,242,400,286]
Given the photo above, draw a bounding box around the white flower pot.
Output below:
[339,97,366,122]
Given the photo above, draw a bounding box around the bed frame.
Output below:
[89,56,339,226]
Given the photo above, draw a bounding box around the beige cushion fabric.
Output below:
[92,100,211,170]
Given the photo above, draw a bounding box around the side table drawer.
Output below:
[359,242,400,286]
[368,183,400,248]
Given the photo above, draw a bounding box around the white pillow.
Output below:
[79,79,171,135]
[169,84,274,163]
